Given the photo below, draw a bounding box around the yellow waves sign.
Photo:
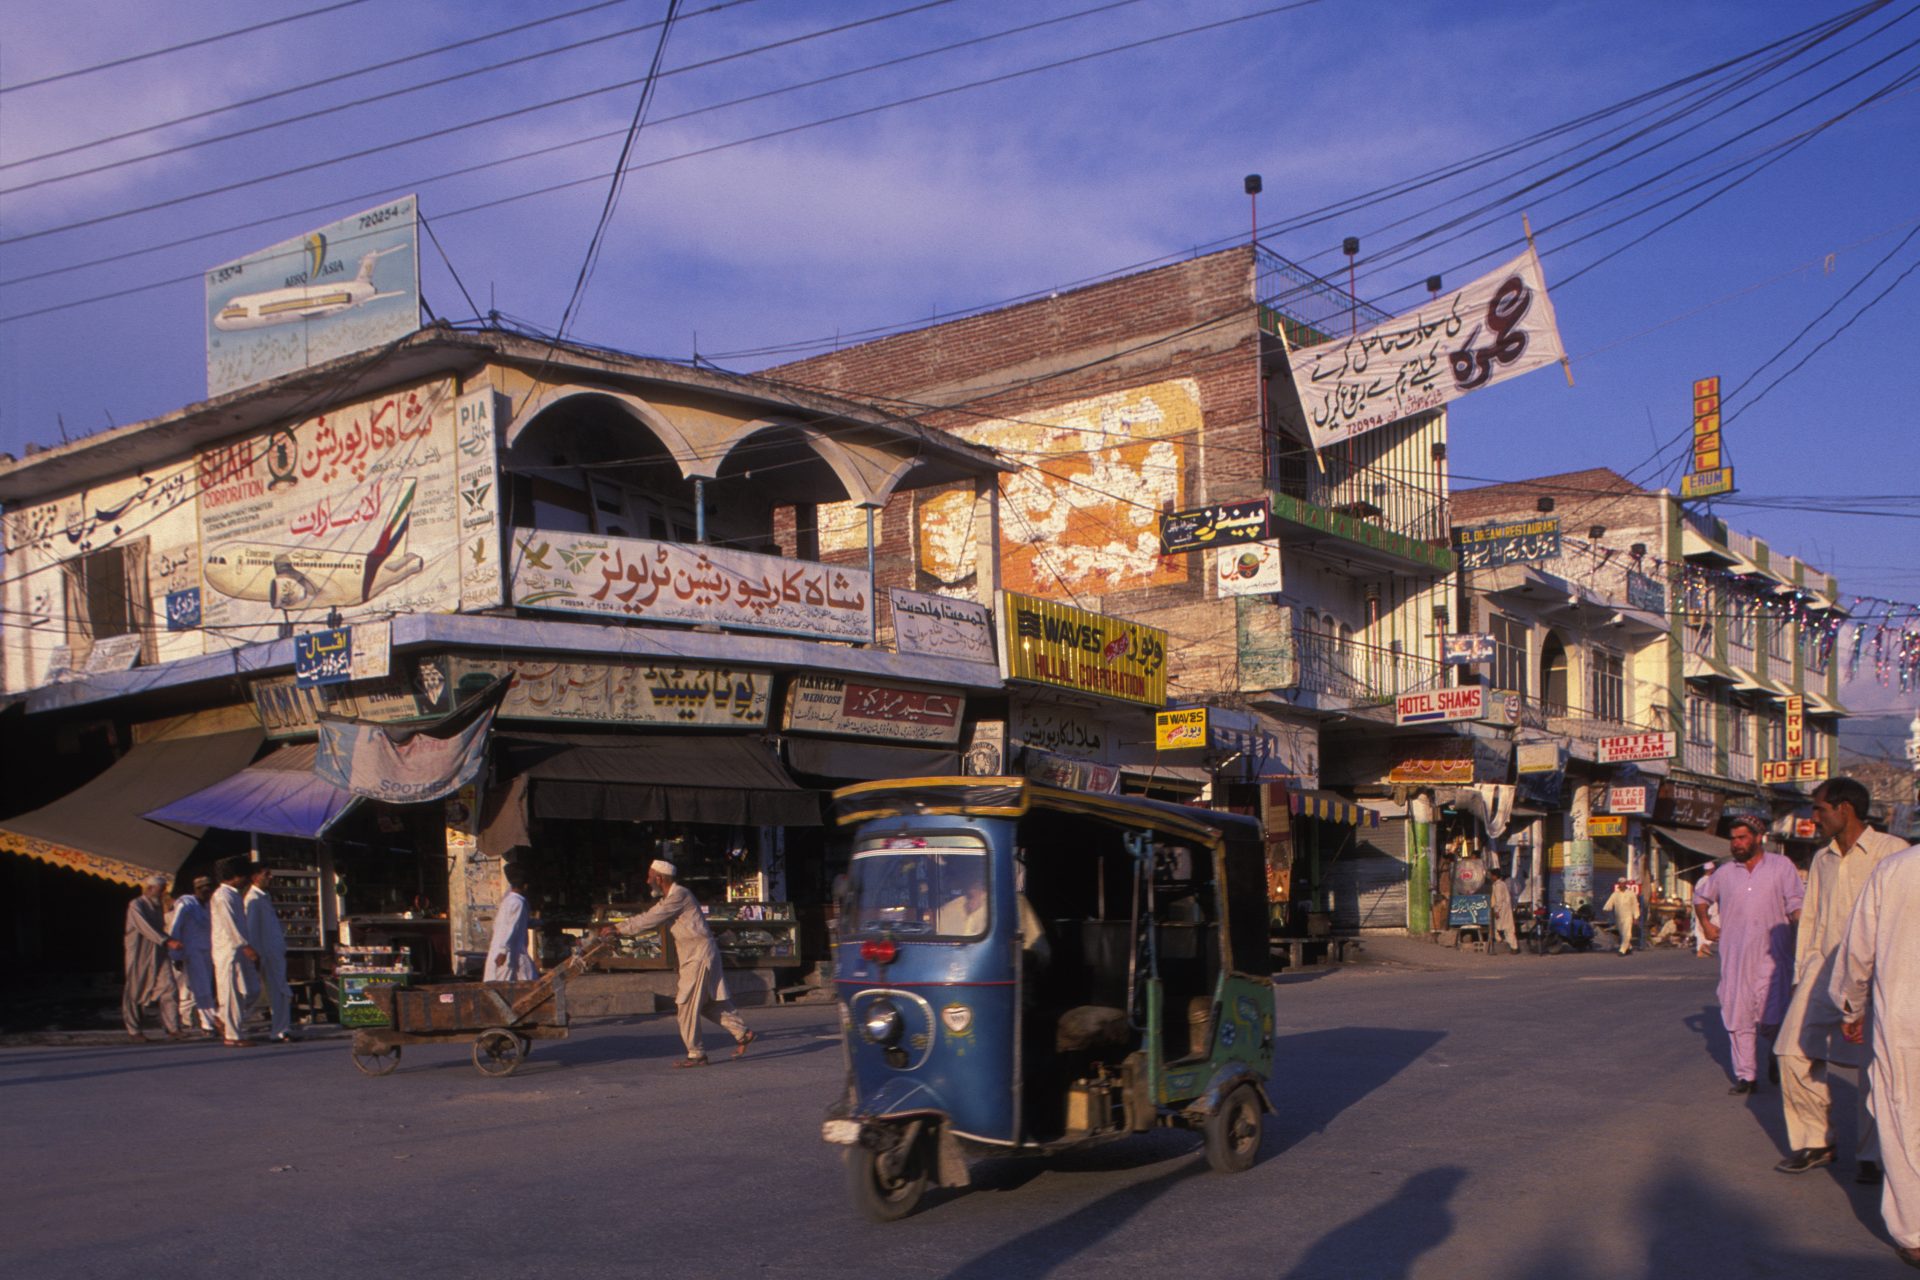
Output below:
[999,590,1168,708]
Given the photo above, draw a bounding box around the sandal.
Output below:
[672,1055,709,1068]
[731,1031,756,1059]
[222,1039,255,1048]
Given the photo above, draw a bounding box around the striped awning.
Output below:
[1288,790,1381,828]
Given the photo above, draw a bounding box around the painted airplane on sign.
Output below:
[213,244,407,332]
[203,479,422,610]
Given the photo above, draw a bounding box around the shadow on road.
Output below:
[0,1040,334,1087]
[1277,1165,1465,1280]
[1266,1027,1448,1155]
[940,1151,1206,1279]
[1633,1163,1887,1278]
[1682,1003,1733,1079]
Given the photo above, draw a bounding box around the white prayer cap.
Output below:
[142,874,169,889]
[650,859,677,878]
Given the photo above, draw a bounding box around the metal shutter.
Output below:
[1327,817,1409,933]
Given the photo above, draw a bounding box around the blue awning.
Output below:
[144,742,356,839]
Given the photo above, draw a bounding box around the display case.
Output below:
[333,945,412,1028]
[272,869,325,951]
[589,901,799,970]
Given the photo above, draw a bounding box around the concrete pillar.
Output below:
[445,783,492,971]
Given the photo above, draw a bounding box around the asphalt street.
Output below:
[0,944,1898,1279]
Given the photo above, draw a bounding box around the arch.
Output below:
[504,385,705,479]
[716,417,920,507]
[1540,630,1569,716]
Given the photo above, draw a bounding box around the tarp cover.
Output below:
[786,738,959,781]
[1651,824,1731,863]
[498,733,821,827]
[0,728,264,885]
[143,742,355,840]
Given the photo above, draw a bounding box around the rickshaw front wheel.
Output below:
[1203,1084,1263,1174]
[846,1132,929,1221]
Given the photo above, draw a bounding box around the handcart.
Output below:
[349,938,612,1078]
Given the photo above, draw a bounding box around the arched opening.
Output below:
[1540,631,1569,717]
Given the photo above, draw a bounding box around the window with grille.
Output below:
[1767,610,1791,661]
[1490,614,1528,696]
[1588,649,1625,723]
[1686,690,1714,746]
[1728,700,1750,754]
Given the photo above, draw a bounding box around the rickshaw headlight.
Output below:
[861,999,904,1046]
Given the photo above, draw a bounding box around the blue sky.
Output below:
[2,0,1916,712]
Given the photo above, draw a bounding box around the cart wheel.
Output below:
[1203,1084,1263,1174]
[846,1129,929,1222]
[473,1029,524,1077]
[352,1045,402,1077]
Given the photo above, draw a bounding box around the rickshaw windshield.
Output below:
[846,834,990,939]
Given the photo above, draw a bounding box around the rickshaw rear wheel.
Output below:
[846,1132,929,1221]
[1203,1085,1263,1174]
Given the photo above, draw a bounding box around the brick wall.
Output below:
[765,248,1266,701]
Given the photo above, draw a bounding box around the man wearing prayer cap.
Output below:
[210,856,261,1046]
[169,876,218,1034]
[122,875,181,1040]
[602,858,753,1067]
[1696,815,1803,1095]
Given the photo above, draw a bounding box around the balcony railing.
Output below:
[1293,629,1446,704]
[1269,445,1448,545]
[1683,740,1715,774]
[1728,749,1756,783]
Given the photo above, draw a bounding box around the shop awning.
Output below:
[1650,824,1730,863]
[1288,790,1381,828]
[498,733,822,827]
[786,738,959,781]
[143,742,356,840]
[0,728,264,886]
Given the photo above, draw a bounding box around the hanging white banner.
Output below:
[1287,246,1566,451]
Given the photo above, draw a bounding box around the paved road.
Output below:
[1,945,1898,1279]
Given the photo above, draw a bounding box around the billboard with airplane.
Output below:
[205,196,420,398]
[195,378,462,645]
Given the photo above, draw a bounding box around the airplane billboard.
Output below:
[205,197,421,399]
[195,378,462,645]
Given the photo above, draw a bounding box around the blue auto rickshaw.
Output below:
[821,777,1276,1220]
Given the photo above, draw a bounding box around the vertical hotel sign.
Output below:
[1681,376,1734,500]
[1785,694,1805,760]
[999,590,1167,708]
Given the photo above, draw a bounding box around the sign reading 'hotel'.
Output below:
[1394,686,1484,726]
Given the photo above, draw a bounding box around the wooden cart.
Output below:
[349,939,612,1078]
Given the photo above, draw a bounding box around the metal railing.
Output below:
[1269,444,1449,545]
[1728,749,1756,783]
[1683,740,1715,774]
[1293,629,1446,704]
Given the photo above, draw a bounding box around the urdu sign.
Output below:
[999,590,1168,708]
[783,675,964,744]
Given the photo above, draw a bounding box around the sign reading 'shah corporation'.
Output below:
[999,590,1167,708]
[1285,245,1567,452]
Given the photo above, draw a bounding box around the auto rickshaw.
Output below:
[821,777,1276,1220]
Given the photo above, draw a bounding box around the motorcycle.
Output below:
[1529,902,1597,954]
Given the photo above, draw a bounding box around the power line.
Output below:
[0,0,638,173]
[0,0,379,95]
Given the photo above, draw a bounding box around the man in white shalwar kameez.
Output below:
[1829,840,1920,1269]
[244,865,295,1043]
[168,877,217,1034]
[1603,878,1640,956]
[485,863,539,982]
[1773,778,1904,1178]
[210,857,261,1046]
[606,859,752,1067]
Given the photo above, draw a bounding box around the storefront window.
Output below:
[846,835,990,939]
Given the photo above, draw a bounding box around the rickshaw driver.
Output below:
[935,870,989,935]
[600,858,754,1068]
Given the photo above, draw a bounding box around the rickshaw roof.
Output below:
[831,776,1263,851]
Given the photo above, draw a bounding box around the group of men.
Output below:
[1694,777,1918,1269]
[121,855,294,1047]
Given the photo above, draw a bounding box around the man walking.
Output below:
[1488,867,1520,956]
[604,859,752,1067]
[1829,840,1920,1269]
[122,875,181,1040]
[168,877,217,1034]
[485,863,539,982]
[244,865,295,1043]
[1603,877,1640,956]
[1774,778,1904,1180]
[210,856,260,1047]
[1695,816,1803,1095]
